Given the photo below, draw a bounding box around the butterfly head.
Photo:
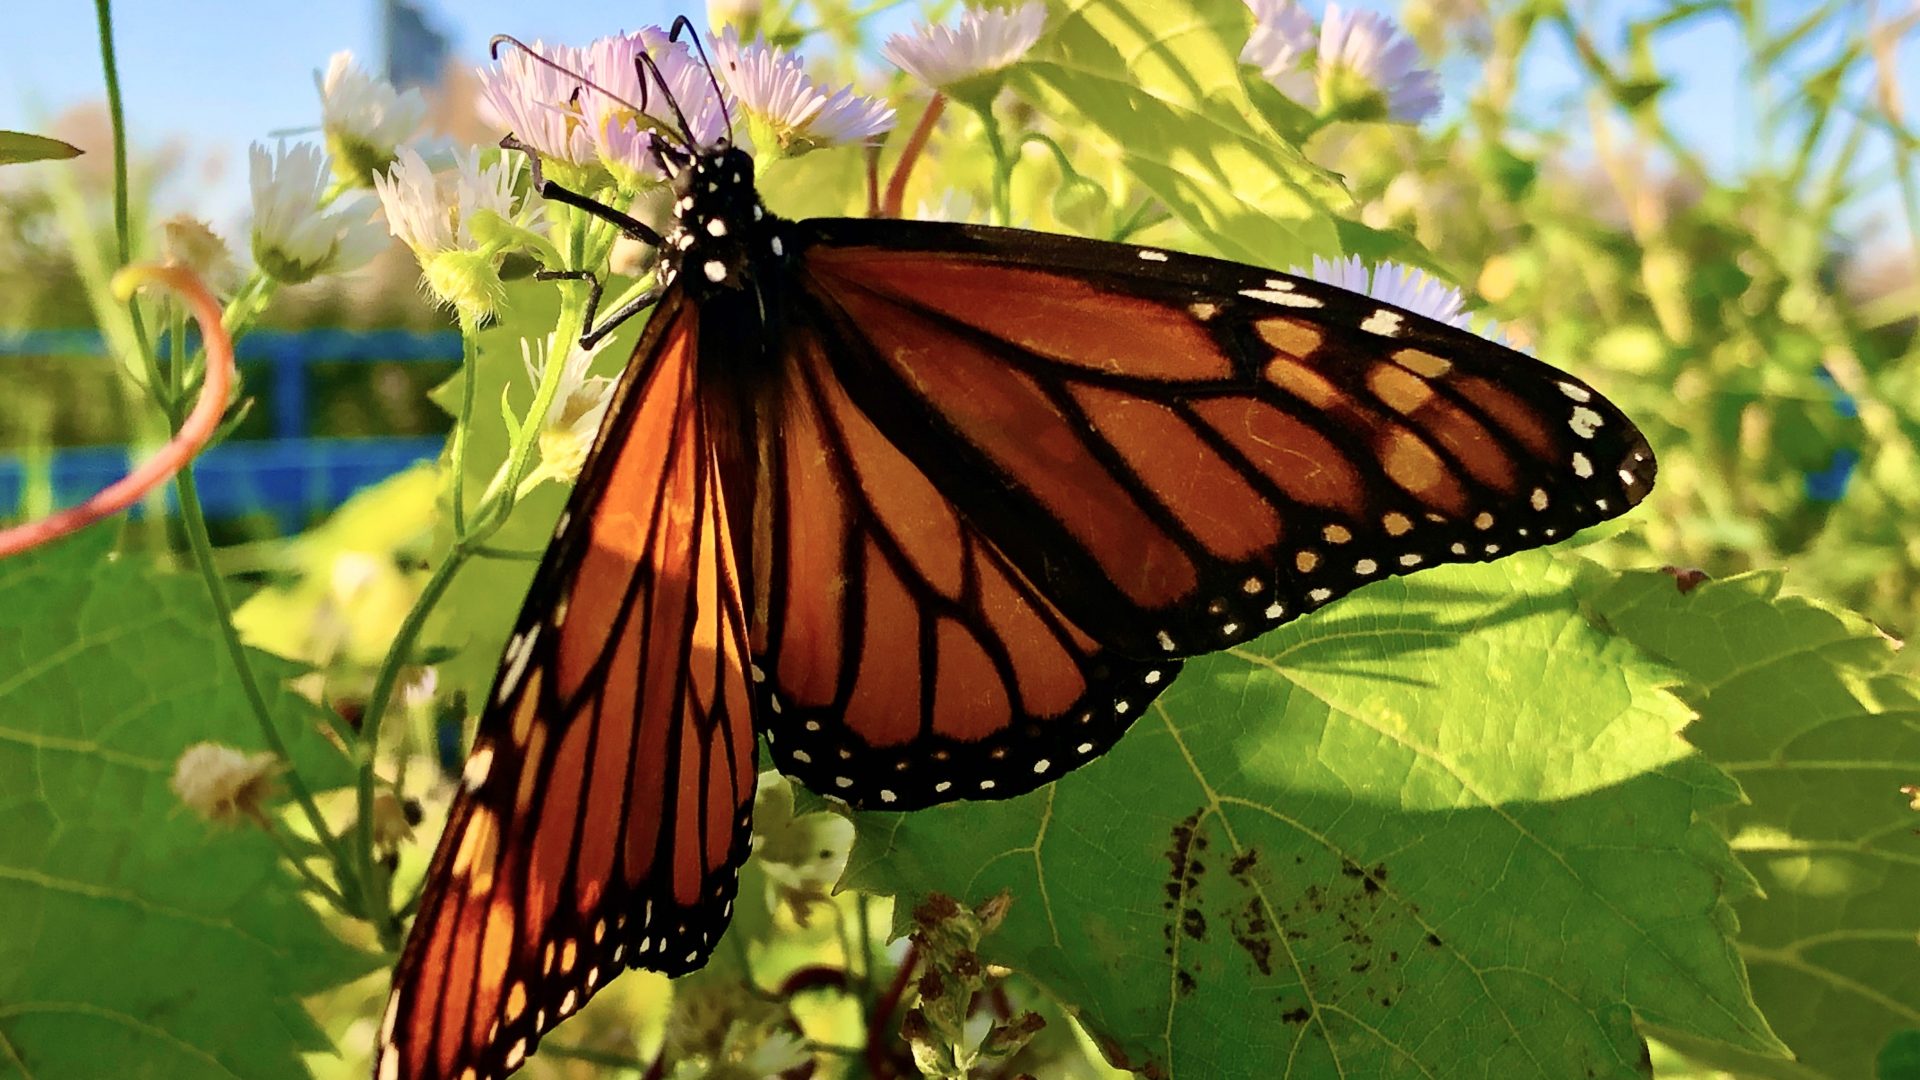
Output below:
[660,141,783,295]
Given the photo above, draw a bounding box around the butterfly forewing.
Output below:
[791,218,1653,664]
[376,300,757,1080]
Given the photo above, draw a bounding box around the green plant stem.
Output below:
[259,821,352,912]
[450,316,480,535]
[976,104,1014,226]
[353,542,473,948]
[93,0,131,266]
[175,465,357,894]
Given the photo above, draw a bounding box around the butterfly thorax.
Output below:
[660,144,788,306]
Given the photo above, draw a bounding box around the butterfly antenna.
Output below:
[669,15,735,143]
[487,34,651,128]
[635,51,698,152]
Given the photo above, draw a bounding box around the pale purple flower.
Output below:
[711,28,894,152]
[478,39,598,167]
[1240,0,1318,103]
[248,142,384,284]
[883,3,1047,91]
[1242,0,1440,123]
[1319,5,1441,122]
[581,28,736,182]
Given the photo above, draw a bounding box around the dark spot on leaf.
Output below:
[1340,860,1364,878]
[1425,932,1443,947]
[1229,897,1274,976]
[1175,969,1195,996]
[1229,849,1259,876]
[1281,1006,1311,1024]
[1350,959,1372,973]
[1182,909,1206,941]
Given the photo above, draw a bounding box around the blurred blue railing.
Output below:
[0,329,459,531]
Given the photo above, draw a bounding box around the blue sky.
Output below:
[3,1,1911,243]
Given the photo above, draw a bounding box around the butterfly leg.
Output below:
[500,135,664,247]
[535,269,665,349]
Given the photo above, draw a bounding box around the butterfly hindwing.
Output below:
[746,316,1179,809]
[376,300,758,1080]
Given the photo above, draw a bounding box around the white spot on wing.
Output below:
[1572,452,1593,478]
[463,745,494,791]
[1360,309,1404,336]
[498,626,540,703]
[1569,407,1603,438]
[706,218,728,237]
[1240,279,1324,308]
[703,260,727,283]
[1558,381,1592,402]
[1137,249,1169,262]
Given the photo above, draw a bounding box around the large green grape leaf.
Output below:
[846,553,1784,1077]
[1015,0,1347,267]
[0,532,374,1080]
[1593,571,1920,1080]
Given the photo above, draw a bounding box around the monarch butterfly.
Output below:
[373,27,1655,1080]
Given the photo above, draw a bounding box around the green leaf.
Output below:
[846,554,1781,1077]
[1014,0,1348,267]
[0,532,373,1080]
[0,130,81,166]
[1593,571,1920,1079]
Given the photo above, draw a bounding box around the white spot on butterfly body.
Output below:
[1241,279,1325,308]
[1569,407,1603,438]
[1360,309,1405,336]
[703,261,727,282]
[1572,452,1593,478]
[1137,249,1169,262]
[706,218,728,237]
[463,746,494,791]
